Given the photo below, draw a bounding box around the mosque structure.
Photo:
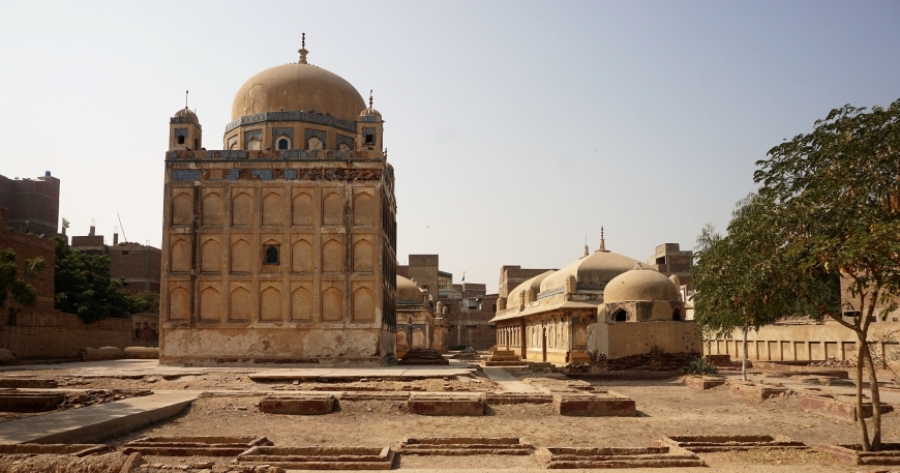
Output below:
[490,230,701,364]
[159,37,397,365]
[394,275,448,358]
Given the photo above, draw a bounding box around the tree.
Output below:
[129,291,160,314]
[739,99,900,451]
[53,237,133,323]
[691,197,793,381]
[0,247,38,310]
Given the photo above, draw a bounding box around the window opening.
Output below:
[278,138,289,150]
[614,310,627,322]
[364,134,374,145]
[177,135,185,145]
[264,246,279,265]
[672,309,681,321]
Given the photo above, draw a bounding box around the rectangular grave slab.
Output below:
[123,436,271,456]
[0,443,111,457]
[259,395,335,415]
[552,393,636,417]
[801,393,893,422]
[237,445,394,470]
[0,379,58,389]
[400,437,534,455]
[535,446,704,469]
[408,393,485,416]
[729,382,788,401]
[685,377,726,390]
[655,435,806,453]
[0,392,65,412]
[485,392,553,405]
[817,443,900,465]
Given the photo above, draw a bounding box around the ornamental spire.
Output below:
[369,89,374,108]
[598,226,608,252]
[298,33,309,64]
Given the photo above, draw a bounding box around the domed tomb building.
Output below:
[160,38,397,365]
[490,231,700,365]
[394,275,448,359]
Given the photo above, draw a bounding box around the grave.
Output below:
[729,381,789,401]
[654,435,806,453]
[816,443,900,465]
[552,392,636,416]
[481,348,528,367]
[237,445,395,470]
[535,446,704,469]
[801,393,893,422]
[397,348,449,365]
[259,394,336,415]
[122,436,271,456]
[0,378,58,389]
[485,392,553,405]
[408,392,486,416]
[399,437,535,455]
[0,443,111,456]
[0,391,65,412]
[684,376,726,390]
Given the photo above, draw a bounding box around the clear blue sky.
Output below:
[1,1,898,292]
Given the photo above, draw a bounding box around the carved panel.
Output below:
[202,192,223,226]
[260,284,282,321]
[199,286,220,321]
[322,238,344,273]
[573,324,587,348]
[396,330,408,348]
[292,192,313,226]
[168,285,190,320]
[172,193,192,226]
[412,328,425,348]
[352,239,374,272]
[352,286,375,322]
[291,286,313,321]
[291,239,313,273]
[322,192,343,226]
[261,192,283,226]
[230,285,251,321]
[322,286,343,321]
[170,239,191,273]
[353,192,374,226]
[232,193,252,226]
[200,238,221,272]
[231,239,251,273]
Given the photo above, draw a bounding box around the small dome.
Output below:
[603,265,680,303]
[231,62,366,122]
[508,270,555,304]
[173,107,198,123]
[359,106,382,118]
[397,275,424,300]
[540,249,641,294]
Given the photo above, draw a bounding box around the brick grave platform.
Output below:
[801,392,893,422]
[0,443,112,456]
[0,378,58,389]
[535,446,704,469]
[259,394,336,415]
[485,392,554,405]
[654,435,807,453]
[481,348,528,367]
[552,391,636,416]
[122,436,271,456]
[398,348,450,365]
[684,376,727,390]
[237,445,395,470]
[399,437,535,455]
[816,443,900,465]
[0,390,65,412]
[729,381,789,401]
[408,392,486,416]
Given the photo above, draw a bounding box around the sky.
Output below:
[1,1,898,293]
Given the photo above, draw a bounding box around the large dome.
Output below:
[540,250,641,294]
[231,62,366,123]
[397,275,424,300]
[604,266,680,303]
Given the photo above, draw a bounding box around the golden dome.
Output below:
[603,265,680,303]
[231,62,366,123]
[540,250,640,294]
[397,275,424,300]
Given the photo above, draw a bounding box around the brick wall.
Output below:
[498,266,555,299]
[108,243,162,294]
[449,294,498,350]
[0,207,56,311]
[0,174,60,237]
[0,309,133,359]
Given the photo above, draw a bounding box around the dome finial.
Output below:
[598,226,608,252]
[298,33,309,64]
[185,90,189,109]
[583,235,589,257]
[369,89,374,108]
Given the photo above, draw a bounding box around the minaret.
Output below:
[357,89,384,152]
[169,90,202,151]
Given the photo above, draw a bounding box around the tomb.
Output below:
[0,378,58,389]
[817,443,900,465]
[122,436,271,456]
[535,446,704,469]
[0,443,111,456]
[552,392,636,416]
[259,395,336,415]
[0,391,65,412]
[399,437,534,455]
[654,435,806,453]
[801,392,893,422]
[408,392,486,416]
[729,381,789,401]
[684,376,726,390]
[237,445,395,470]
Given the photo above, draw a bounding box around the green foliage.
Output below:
[683,358,718,376]
[0,247,37,309]
[53,237,133,323]
[129,291,160,314]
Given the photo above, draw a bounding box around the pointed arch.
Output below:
[202,193,223,226]
[200,239,221,272]
[230,286,251,320]
[262,192,283,226]
[291,239,313,273]
[170,239,190,272]
[260,286,282,321]
[353,287,375,321]
[322,192,343,225]
[291,287,313,321]
[168,286,190,320]
[292,192,313,226]
[352,239,374,272]
[232,193,252,226]
[231,239,251,273]
[322,239,343,273]
[171,193,192,226]
[199,286,221,321]
[322,286,343,321]
[353,192,374,226]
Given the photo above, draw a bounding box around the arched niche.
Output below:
[170,239,191,273]
[353,287,375,322]
[396,329,408,348]
[260,286,282,321]
[412,328,425,348]
[168,286,190,320]
[352,240,374,272]
[291,239,313,273]
[200,239,221,272]
[322,286,343,321]
[199,287,220,321]
[230,286,251,320]
[353,192,374,226]
[171,193,192,226]
[262,192,283,226]
[202,193,223,226]
[232,193,252,226]
[573,324,588,348]
[231,239,251,273]
[292,193,313,226]
[291,287,312,321]
[322,192,343,226]
[322,239,343,273]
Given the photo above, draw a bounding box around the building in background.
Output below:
[647,243,693,290]
[70,226,162,295]
[0,172,60,237]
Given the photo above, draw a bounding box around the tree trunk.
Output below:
[861,340,883,450]
[742,326,748,382]
[856,333,872,452]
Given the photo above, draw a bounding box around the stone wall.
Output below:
[0,309,133,359]
[450,294,497,350]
